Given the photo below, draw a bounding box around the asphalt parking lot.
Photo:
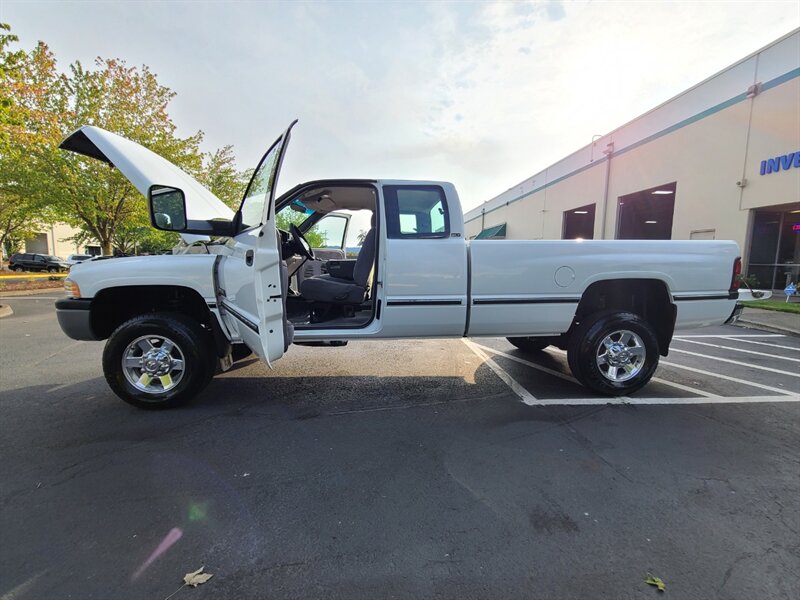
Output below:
[1,294,798,599]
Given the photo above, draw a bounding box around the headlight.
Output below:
[64,278,81,298]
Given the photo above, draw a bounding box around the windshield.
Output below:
[239,135,286,230]
[275,200,314,233]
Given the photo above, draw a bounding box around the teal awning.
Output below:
[475,223,507,239]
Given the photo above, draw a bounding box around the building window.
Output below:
[25,233,49,254]
[747,204,800,289]
[690,229,716,240]
[616,182,676,240]
[563,204,595,239]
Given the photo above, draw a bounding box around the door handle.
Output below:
[245,250,254,266]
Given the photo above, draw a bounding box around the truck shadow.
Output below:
[0,357,613,443]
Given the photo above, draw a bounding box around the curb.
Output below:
[0,304,13,318]
[734,318,800,337]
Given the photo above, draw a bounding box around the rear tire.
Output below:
[567,311,659,396]
[506,336,552,353]
[103,312,216,409]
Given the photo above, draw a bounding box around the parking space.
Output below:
[1,296,799,599]
[468,328,800,405]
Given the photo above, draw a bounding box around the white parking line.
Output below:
[658,360,796,396]
[463,340,799,405]
[669,347,800,379]
[528,394,800,406]
[470,343,579,384]
[726,338,800,352]
[674,334,786,338]
[461,339,538,405]
[475,343,719,398]
[674,338,800,363]
[545,346,797,397]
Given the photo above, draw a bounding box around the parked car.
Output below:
[56,123,742,409]
[66,254,94,266]
[9,253,70,273]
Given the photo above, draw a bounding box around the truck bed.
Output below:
[467,239,739,337]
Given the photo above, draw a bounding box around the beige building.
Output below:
[23,223,99,259]
[465,29,800,291]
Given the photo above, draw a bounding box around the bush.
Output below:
[738,273,760,289]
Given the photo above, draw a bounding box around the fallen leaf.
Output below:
[645,573,666,592]
[184,566,213,588]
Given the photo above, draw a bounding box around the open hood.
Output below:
[60,126,235,241]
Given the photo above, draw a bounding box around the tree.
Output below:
[275,208,326,248]
[0,24,56,261]
[113,221,179,255]
[1,25,252,258]
[1,30,206,256]
[44,57,206,255]
[197,145,250,210]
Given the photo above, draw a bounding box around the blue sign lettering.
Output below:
[760,151,800,175]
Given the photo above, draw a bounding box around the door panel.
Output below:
[379,184,468,337]
[218,121,297,364]
[380,238,468,337]
[218,233,264,356]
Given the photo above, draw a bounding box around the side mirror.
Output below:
[149,186,187,232]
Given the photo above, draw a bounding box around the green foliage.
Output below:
[644,574,666,592]
[0,24,56,260]
[737,273,760,289]
[42,55,204,255]
[197,145,250,210]
[275,208,326,248]
[0,23,251,257]
[740,299,800,314]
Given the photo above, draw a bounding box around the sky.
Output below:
[2,0,799,217]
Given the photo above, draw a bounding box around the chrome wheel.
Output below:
[122,335,185,394]
[595,329,646,382]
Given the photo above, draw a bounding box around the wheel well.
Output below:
[573,279,676,355]
[90,285,229,356]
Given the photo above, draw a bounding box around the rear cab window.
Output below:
[384,185,449,239]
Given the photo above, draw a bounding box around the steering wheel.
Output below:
[289,224,315,261]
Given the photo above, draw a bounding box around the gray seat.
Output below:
[300,219,376,305]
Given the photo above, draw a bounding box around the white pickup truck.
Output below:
[55,122,742,408]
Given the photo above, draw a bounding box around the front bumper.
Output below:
[55,298,99,340]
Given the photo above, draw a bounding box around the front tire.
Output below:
[103,313,216,409]
[567,311,659,396]
[506,336,553,353]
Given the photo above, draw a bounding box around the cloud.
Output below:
[4,0,799,210]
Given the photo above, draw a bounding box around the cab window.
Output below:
[384,185,449,239]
